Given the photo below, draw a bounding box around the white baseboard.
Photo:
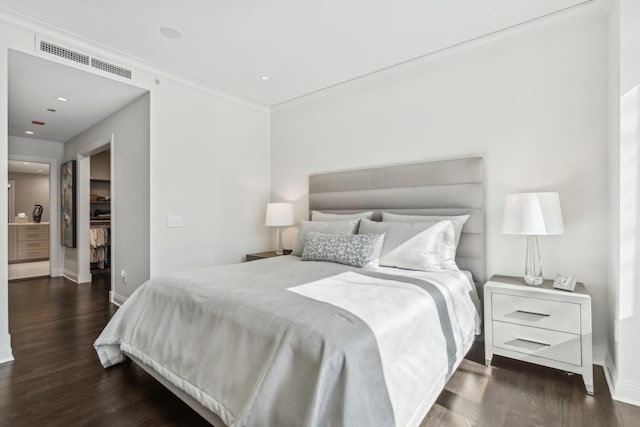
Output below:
[0,342,14,365]
[604,352,640,406]
[51,267,63,277]
[63,268,79,283]
[109,291,127,307]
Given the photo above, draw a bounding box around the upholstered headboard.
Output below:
[308,157,486,283]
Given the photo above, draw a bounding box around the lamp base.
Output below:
[524,274,543,286]
[524,235,543,286]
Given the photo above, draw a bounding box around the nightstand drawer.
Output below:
[492,321,581,366]
[492,293,580,334]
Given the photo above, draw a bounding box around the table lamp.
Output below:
[266,202,294,254]
[502,192,564,285]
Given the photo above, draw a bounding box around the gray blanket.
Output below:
[95,256,468,427]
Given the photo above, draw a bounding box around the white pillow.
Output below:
[311,211,374,221]
[292,219,360,256]
[381,212,470,247]
[358,218,458,271]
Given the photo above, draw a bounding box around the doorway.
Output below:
[7,49,148,298]
[7,160,52,280]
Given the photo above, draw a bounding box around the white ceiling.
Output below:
[8,160,50,174]
[8,50,147,142]
[1,0,589,106]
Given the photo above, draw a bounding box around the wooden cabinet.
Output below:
[9,223,49,262]
[8,225,17,262]
[484,275,593,395]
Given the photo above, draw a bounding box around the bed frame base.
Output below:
[124,353,227,427]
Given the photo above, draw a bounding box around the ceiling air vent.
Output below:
[91,57,132,80]
[40,40,90,66]
[37,38,133,80]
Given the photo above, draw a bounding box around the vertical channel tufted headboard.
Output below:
[308,157,486,284]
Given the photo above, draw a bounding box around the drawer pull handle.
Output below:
[516,338,550,347]
[516,309,550,318]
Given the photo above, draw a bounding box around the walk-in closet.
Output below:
[89,149,110,278]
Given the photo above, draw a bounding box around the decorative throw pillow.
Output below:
[311,211,374,221]
[292,219,360,256]
[381,212,470,247]
[358,218,458,271]
[301,232,385,269]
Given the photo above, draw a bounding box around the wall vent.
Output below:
[40,40,90,66]
[91,58,132,80]
[38,38,133,80]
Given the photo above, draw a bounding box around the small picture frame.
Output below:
[553,273,577,292]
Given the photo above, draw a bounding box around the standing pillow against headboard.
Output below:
[381,212,470,247]
[292,219,360,256]
[359,218,458,271]
[301,232,385,268]
[311,211,374,221]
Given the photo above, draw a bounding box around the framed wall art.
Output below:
[61,160,76,248]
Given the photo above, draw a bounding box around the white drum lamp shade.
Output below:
[502,192,564,235]
[266,203,293,254]
[502,192,564,285]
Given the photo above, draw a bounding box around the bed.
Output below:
[94,157,485,427]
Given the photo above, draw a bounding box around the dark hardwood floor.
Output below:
[0,276,639,427]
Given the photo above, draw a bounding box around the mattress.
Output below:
[94,256,478,427]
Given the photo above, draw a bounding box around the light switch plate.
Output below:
[167,215,183,227]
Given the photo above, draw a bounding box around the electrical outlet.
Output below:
[121,269,127,285]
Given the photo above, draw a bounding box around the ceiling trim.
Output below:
[272,0,598,111]
[0,7,271,114]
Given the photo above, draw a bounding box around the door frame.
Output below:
[76,135,113,294]
[7,154,61,277]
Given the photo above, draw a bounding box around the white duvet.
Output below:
[290,268,478,427]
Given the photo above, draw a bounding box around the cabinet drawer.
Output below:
[18,240,48,251]
[492,293,580,334]
[18,226,49,241]
[492,321,581,366]
[18,247,48,260]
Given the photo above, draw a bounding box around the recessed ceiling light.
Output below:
[160,26,182,39]
[25,131,34,135]
[47,108,56,112]
[55,97,68,102]
[261,75,270,81]
[23,162,30,165]
[37,170,43,173]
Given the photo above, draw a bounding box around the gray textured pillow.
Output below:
[311,211,374,221]
[301,232,385,268]
[381,212,470,247]
[292,219,360,256]
[359,218,458,271]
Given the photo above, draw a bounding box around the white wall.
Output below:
[605,0,640,405]
[64,93,150,297]
[8,135,64,159]
[272,9,609,360]
[150,79,271,275]
[0,13,271,363]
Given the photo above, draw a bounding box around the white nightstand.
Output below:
[484,275,593,395]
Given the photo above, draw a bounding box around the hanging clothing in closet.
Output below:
[90,226,110,268]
